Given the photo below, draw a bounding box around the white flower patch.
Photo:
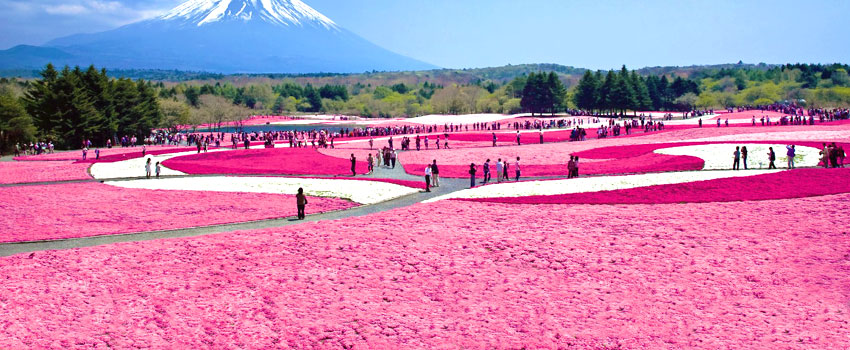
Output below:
[90,143,285,180]
[680,130,850,143]
[90,151,197,179]
[105,176,420,205]
[426,170,783,202]
[655,144,821,170]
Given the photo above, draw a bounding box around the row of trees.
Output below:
[574,66,700,114]
[22,64,161,148]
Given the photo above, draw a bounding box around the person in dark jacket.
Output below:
[296,188,308,220]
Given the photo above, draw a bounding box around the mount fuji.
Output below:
[0,0,437,73]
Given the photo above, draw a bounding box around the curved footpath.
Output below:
[0,157,473,257]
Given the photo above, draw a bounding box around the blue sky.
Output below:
[1,0,848,70]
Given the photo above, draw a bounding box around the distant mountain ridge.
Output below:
[0,0,436,73]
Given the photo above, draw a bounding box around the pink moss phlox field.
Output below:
[461,168,850,205]
[163,147,370,176]
[13,146,191,161]
[403,152,703,178]
[573,141,846,160]
[0,161,92,184]
[0,182,356,243]
[1,199,849,348]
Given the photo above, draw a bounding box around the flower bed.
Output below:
[0,161,91,184]
[1,198,849,348]
[107,176,422,205]
[163,147,370,176]
[459,168,850,205]
[0,182,356,243]
[429,170,780,201]
[13,146,191,161]
[403,152,703,178]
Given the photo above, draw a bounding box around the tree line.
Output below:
[16,64,161,149]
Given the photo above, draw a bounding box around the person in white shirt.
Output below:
[496,159,504,182]
[515,157,521,181]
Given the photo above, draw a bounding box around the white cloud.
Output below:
[43,4,89,15]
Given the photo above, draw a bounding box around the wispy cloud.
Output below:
[43,4,89,15]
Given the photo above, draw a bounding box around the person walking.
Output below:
[145,158,152,179]
[469,163,477,188]
[367,154,374,173]
[503,159,510,182]
[350,154,357,176]
[391,150,397,169]
[568,156,575,178]
[786,145,796,169]
[516,131,521,145]
[492,132,497,147]
[741,146,748,170]
[155,162,161,178]
[296,187,308,220]
[515,157,521,181]
[424,165,432,192]
[767,147,777,169]
[838,145,846,168]
[496,158,504,182]
[431,160,440,187]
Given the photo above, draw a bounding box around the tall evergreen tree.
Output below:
[574,70,600,112]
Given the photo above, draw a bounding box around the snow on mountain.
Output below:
[160,0,339,30]
[0,0,437,73]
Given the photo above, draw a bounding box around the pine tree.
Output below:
[574,70,600,112]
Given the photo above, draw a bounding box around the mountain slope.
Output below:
[0,0,436,74]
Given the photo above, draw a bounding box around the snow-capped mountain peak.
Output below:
[160,0,339,30]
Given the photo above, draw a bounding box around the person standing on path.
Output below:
[296,187,308,220]
[367,154,374,173]
[503,159,510,182]
[82,147,88,160]
[539,130,544,144]
[786,145,796,169]
[424,165,432,192]
[145,158,152,179]
[573,157,578,177]
[492,133,497,147]
[733,146,741,170]
[391,150,397,169]
[496,159,504,182]
[431,160,440,187]
[469,163,477,188]
[515,157,521,181]
[741,146,748,170]
[767,147,777,169]
[155,162,161,178]
[483,159,491,184]
[516,131,521,145]
[350,154,357,176]
[95,148,100,160]
[369,138,373,150]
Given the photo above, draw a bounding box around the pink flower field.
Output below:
[163,147,371,176]
[0,182,356,243]
[163,147,367,175]
[461,168,850,205]
[0,161,91,184]
[2,198,849,348]
[13,146,192,162]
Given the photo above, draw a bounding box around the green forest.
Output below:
[1,62,849,152]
